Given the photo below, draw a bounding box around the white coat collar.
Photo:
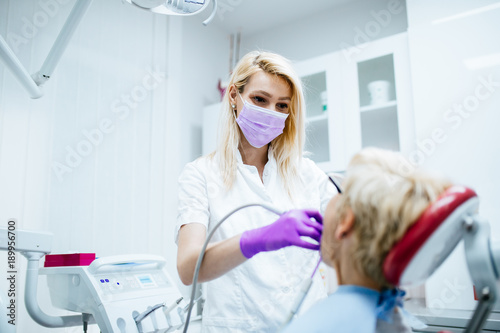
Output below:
[235,147,276,170]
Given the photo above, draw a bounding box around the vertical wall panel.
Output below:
[0,1,33,226]
[148,14,168,258]
[407,0,500,313]
[0,0,8,159]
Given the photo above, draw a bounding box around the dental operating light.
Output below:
[122,0,218,25]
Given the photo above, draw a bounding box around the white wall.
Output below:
[406,0,500,312]
[166,14,230,298]
[0,1,227,332]
[406,0,500,27]
[241,0,408,62]
[178,14,230,163]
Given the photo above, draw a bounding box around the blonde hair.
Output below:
[334,148,451,288]
[214,51,305,197]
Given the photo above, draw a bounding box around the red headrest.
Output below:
[383,185,478,287]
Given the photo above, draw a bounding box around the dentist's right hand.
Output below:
[239,209,323,259]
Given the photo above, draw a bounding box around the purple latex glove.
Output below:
[239,209,323,259]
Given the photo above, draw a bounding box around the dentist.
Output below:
[176,51,336,332]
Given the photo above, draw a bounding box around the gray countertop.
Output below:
[405,298,500,331]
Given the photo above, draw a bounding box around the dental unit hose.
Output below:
[183,203,284,333]
[182,203,324,333]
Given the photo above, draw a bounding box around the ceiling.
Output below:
[207,0,359,36]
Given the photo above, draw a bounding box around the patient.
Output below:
[283,147,451,333]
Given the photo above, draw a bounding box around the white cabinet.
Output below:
[295,32,415,172]
[341,32,415,165]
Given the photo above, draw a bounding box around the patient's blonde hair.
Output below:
[213,51,305,197]
[334,148,451,288]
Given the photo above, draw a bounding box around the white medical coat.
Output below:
[176,150,336,333]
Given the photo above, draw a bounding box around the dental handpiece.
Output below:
[311,256,322,278]
[163,297,184,316]
[280,257,323,330]
[183,295,203,313]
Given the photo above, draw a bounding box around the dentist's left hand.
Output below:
[239,209,323,259]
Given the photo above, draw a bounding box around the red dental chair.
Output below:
[383,185,498,333]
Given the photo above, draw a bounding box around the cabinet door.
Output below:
[294,53,344,172]
[340,32,415,167]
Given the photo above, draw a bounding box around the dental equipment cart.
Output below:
[39,254,189,333]
[1,226,192,332]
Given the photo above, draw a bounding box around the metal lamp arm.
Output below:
[463,214,499,333]
[32,0,94,86]
[202,0,218,26]
[0,0,93,98]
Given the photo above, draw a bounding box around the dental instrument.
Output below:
[278,257,323,330]
[164,297,184,316]
[327,172,343,194]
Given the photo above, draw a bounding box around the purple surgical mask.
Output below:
[235,93,289,148]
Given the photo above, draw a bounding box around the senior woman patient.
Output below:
[283,147,450,333]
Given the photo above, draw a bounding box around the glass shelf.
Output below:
[357,54,397,108]
[360,100,397,113]
[305,119,330,163]
[301,70,330,163]
[303,72,328,118]
[360,105,400,151]
[306,113,328,123]
[357,54,400,151]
